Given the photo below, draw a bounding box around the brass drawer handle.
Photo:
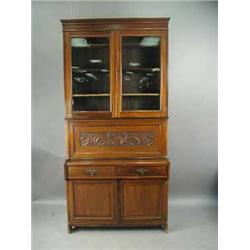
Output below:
[85,169,97,176]
[136,168,148,176]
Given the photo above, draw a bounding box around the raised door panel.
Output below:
[120,180,165,224]
[116,30,168,118]
[68,180,118,225]
[68,119,167,159]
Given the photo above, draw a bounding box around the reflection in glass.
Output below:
[122,36,161,111]
[122,96,160,111]
[71,37,110,111]
[73,96,109,111]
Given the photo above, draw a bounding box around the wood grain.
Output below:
[120,180,163,224]
[68,180,118,225]
[68,119,167,159]
[61,18,170,32]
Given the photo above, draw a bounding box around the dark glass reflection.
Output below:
[122,36,161,111]
[71,37,110,111]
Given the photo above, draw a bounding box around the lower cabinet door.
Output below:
[68,180,118,225]
[120,180,165,225]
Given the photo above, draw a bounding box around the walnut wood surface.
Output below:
[118,166,167,177]
[120,180,164,224]
[66,162,169,180]
[68,166,116,179]
[62,18,170,232]
[61,18,169,32]
[68,180,118,225]
[68,119,167,159]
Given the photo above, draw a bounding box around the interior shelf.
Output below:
[123,43,159,48]
[122,93,160,96]
[72,68,109,73]
[73,93,110,97]
[72,44,108,48]
[123,68,160,72]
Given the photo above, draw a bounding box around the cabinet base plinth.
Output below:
[67,224,168,233]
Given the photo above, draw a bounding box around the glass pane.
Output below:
[71,37,110,112]
[122,96,160,110]
[122,36,161,111]
[73,96,109,111]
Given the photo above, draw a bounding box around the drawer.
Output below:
[68,119,167,159]
[68,166,115,179]
[118,166,167,177]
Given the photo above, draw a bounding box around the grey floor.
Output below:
[32,198,217,250]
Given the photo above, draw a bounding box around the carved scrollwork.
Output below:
[80,131,154,146]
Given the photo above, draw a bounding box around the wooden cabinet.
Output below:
[61,18,170,233]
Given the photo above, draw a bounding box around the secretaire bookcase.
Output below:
[61,18,170,233]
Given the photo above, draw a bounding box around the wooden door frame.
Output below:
[63,31,116,119]
[115,30,168,118]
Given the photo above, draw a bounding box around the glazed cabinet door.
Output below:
[67,180,118,225]
[116,30,168,118]
[120,180,167,225]
[63,31,115,118]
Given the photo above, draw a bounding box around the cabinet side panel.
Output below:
[63,32,72,118]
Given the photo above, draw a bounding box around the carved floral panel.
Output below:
[79,131,154,147]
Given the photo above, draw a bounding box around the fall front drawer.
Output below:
[67,119,167,159]
[118,166,167,177]
[67,166,115,179]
